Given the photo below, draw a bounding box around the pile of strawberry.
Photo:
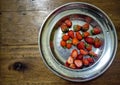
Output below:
[60,19,102,69]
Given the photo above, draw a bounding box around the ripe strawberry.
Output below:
[94,37,102,48]
[87,57,94,63]
[76,54,83,60]
[73,25,81,32]
[83,58,89,66]
[62,34,69,41]
[60,40,66,47]
[69,63,76,69]
[60,23,69,33]
[65,19,72,27]
[66,43,72,49]
[82,32,90,38]
[74,60,83,68]
[85,17,92,23]
[80,49,88,55]
[88,51,97,57]
[72,37,79,45]
[85,43,92,51]
[76,32,82,40]
[91,27,101,35]
[82,23,89,32]
[68,30,74,39]
[85,37,94,44]
[71,49,78,59]
[77,41,85,50]
[67,56,74,64]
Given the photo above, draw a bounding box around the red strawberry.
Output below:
[74,60,83,68]
[66,43,72,49]
[68,30,74,39]
[91,27,101,35]
[62,34,69,41]
[85,43,92,51]
[82,32,90,38]
[71,49,78,59]
[85,37,94,44]
[88,51,97,57]
[60,23,69,33]
[77,41,85,50]
[85,17,92,23]
[82,23,89,32]
[87,57,94,63]
[76,32,82,40]
[69,63,76,69]
[72,37,79,45]
[65,19,72,27]
[67,56,74,64]
[83,58,89,66]
[76,54,83,60]
[94,37,102,48]
[80,49,88,55]
[60,40,66,47]
[73,25,81,32]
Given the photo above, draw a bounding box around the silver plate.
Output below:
[38,2,117,82]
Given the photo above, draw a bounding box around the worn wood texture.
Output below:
[0,0,120,85]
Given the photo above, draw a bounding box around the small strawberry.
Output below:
[76,32,82,40]
[62,34,69,41]
[69,63,76,69]
[87,57,94,63]
[91,27,101,35]
[60,40,66,47]
[65,19,72,27]
[80,49,88,55]
[82,23,89,32]
[85,43,92,51]
[77,41,85,50]
[71,49,78,59]
[73,25,81,32]
[74,60,83,68]
[66,43,72,49]
[88,51,97,57]
[67,56,74,64]
[94,37,102,48]
[83,58,89,66]
[82,32,90,38]
[60,23,69,33]
[68,30,74,39]
[72,37,79,45]
[85,37,94,44]
[76,54,83,60]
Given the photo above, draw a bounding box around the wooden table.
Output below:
[0,0,120,85]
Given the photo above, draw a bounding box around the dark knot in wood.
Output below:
[13,62,27,71]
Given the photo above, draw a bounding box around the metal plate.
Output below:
[38,2,117,82]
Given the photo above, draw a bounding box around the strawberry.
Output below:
[82,32,90,38]
[72,37,79,45]
[85,37,94,44]
[87,57,94,63]
[77,41,85,50]
[73,25,81,32]
[65,19,72,27]
[94,37,102,48]
[85,17,92,23]
[68,30,74,39]
[67,56,74,64]
[62,34,69,41]
[91,27,101,35]
[88,51,97,57]
[85,43,92,51]
[60,23,69,33]
[65,61,70,67]
[60,40,66,47]
[74,60,83,68]
[80,49,88,55]
[82,23,89,32]
[71,49,78,59]
[76,32,82,40]
[83,58,89,66]
[76,54,83,60]
[66,43,72,49]
[69,63,76,69]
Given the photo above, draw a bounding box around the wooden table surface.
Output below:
[0,0,120,85]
